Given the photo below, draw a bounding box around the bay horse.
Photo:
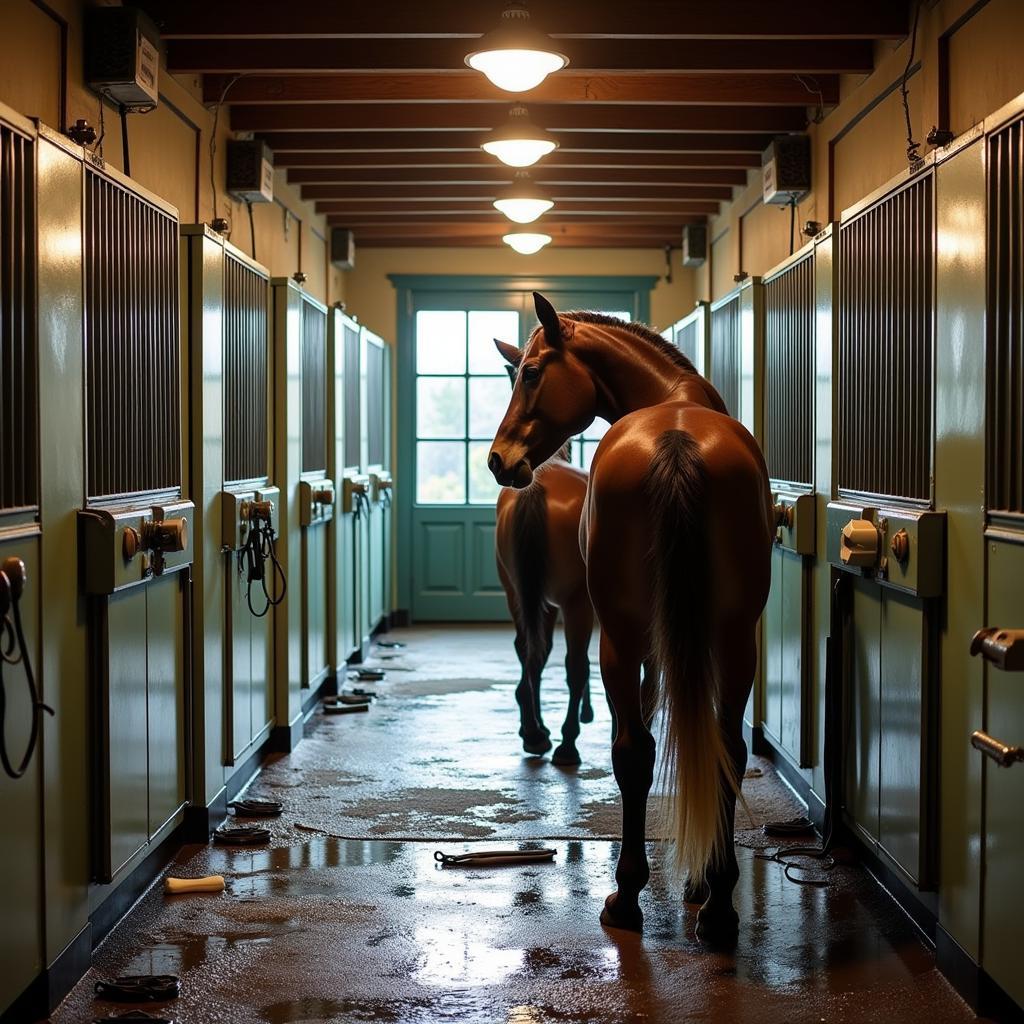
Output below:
[495,445,595,766]
[488,293,772,943]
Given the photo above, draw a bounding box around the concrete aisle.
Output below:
[50,626,983,1024]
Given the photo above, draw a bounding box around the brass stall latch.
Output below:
[970,628,1024,672]
[841,519,880,568]
[123,517,188,576]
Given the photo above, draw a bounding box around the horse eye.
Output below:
[521,364,541,384]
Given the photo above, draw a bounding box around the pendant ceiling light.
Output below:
[481,105,558,168]
[503,231,552,255]
[493,172,554,224]
[465,2,568,93]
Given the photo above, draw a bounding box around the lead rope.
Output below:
[0,563,55,780]
[238,517,287,618]
[755,575,848,886]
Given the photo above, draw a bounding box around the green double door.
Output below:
[395,277,649,621]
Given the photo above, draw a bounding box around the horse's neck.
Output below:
[582,329,699,422]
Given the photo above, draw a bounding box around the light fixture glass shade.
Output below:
[481,105,558,168]
[493,196,554,224]
[467,49,566,93]
[503,232,552,255]
[481,137,557,167]
[465,3,568,93]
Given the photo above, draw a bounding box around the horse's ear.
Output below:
[533,291,562,348]
[494,339,522,367]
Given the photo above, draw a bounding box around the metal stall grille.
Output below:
[366,341,384,467]
[988,117,1024,514]
[838,173,934,503]
[84,169,180,500]
[764,253,814,486]
[676,317,699,366]
[0,120,36,511]
[710,294,740,416]
[300,298,327,475]
[223,252,269,484]
[343,321,361,469]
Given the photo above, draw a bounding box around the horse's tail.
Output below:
[510,479,550,667]
[646,429,737,884]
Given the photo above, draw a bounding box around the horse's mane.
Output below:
[561,310,697,375]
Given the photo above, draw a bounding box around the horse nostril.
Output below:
[488,451,503,477]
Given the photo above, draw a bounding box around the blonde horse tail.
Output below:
[646,429,738,885]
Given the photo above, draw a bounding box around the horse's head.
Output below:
[488,292,597,488]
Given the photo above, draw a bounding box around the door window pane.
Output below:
[583,417,609,442]
[416,378,465,438]
[468,441,501,504]
[469,310,519,374]
[468,377,512,440]
[416,311,466,374]
[417,442,466,503]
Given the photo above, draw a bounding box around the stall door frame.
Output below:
[391,274,656,622]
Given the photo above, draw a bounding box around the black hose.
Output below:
[246,199,257,261]
[0,565,54,780]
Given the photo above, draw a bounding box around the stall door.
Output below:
[975,111,1024,1009]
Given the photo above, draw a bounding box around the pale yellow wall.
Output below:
[343,246,696,342]
[697,0,1024,301]
[0,0,344,304]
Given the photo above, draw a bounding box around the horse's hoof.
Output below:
[600,892,643,933]
[523,735,553,756]
[695,906,739,948]
[682,879,710,905]
[580,705,594,724]
[551,744,581,767]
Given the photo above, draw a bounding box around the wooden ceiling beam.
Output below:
[273,150,759,169]
[168,38,874,75]
[315,199,720,214]
[142,1,907,40]
[303,183,734,201]
[229,102,807,134]
[287,166,749,186]
[206,72,839,107]
[257,130,772,153]
[340,220,695,234]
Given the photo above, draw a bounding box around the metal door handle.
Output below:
[971,730,1024,767]
[970,628,1024,671]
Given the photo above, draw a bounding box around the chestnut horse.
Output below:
[495,447,595,766]
[489,293,772,942]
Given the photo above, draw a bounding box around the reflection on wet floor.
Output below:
[44,627,982,1024]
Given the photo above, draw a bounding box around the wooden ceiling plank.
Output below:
[168,38,875,75]
[301,183,734,200]
[205,72,839,107]
[286,166,749,185]
[256,130,772,153]
[273,150,759,168]
[229,102,807,133]
[143,1,907,40]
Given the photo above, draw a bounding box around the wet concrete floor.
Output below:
[48,626,984,1024]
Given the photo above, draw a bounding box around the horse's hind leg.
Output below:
[552,596,593,767]
[696,631,755,946]
[597,625,654,932]
[530,606,557,740]
[500,562,550,755]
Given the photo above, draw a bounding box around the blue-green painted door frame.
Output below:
[390,274,656,621]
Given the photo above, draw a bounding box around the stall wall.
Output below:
[1,0,344,305]
[694,0,1024,301]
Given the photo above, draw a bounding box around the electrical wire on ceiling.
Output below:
[92,90,108,158]
[209,74,245,228]
[900,0,924,167]
[795,75,826,125]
